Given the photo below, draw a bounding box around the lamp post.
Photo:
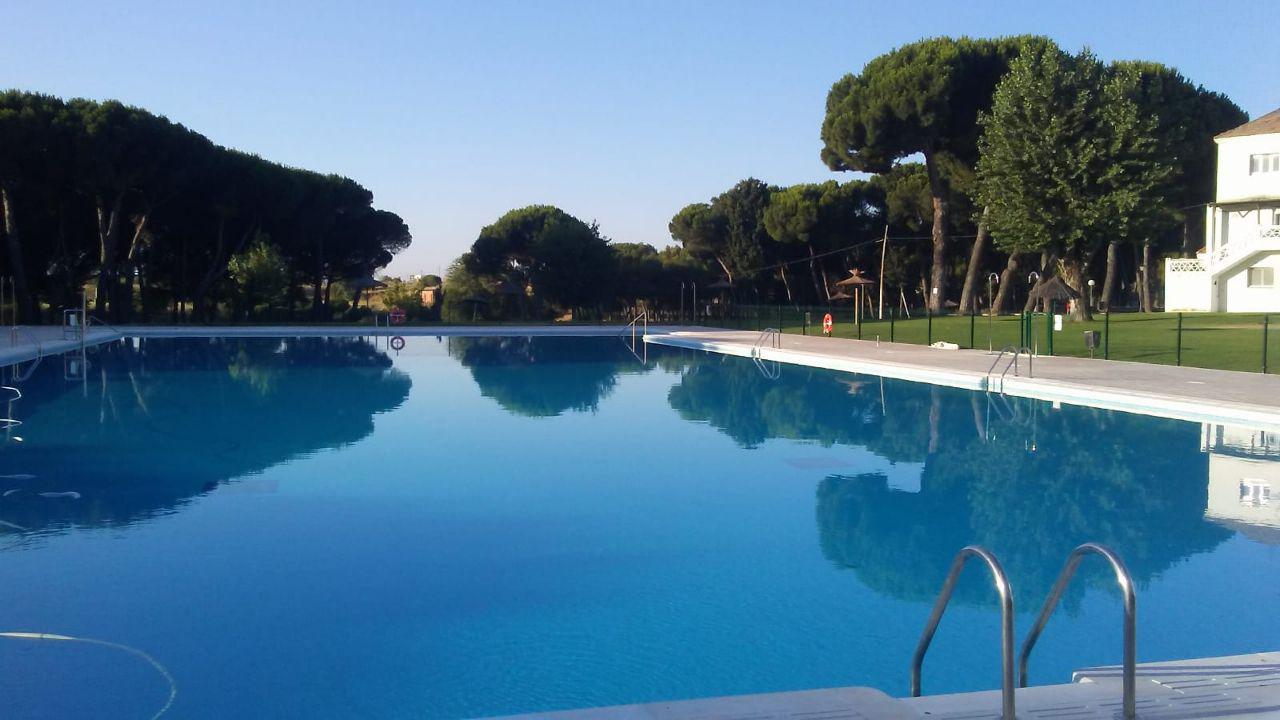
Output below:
[1087,279,1096,315]
[1026,271,1041,352]
[987,272,1000,351]
[680,282,686,324]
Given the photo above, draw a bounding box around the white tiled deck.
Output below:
[645,329,1280,430]
[482,652,1280,720]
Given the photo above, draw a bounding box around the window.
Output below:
[1247,266,1274,287]
[1250,153,1280,174]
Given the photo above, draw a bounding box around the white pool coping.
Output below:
[481,651,1280,719]
[645,330,1280,432]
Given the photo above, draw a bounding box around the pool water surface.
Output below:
[0,336,1276,719]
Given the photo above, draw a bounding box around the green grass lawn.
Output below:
[709,307,1279,374]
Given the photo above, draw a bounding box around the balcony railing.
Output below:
[1205,224,1280,272]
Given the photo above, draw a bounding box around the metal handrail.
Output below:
[911,545,1016,720]
[986,345,1033,394]
[622,311,649,346]
[752,327,780,357]
[1018,543,1136,720]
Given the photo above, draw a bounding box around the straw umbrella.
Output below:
[835,269,876,325]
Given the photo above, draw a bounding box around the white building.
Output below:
[1165,108,1280,312]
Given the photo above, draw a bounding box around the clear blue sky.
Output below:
[3,0,1277,276]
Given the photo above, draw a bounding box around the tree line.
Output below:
[446,36,1246,321]
[0,91,411,323]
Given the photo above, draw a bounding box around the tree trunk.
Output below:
[1023,250,1056,313]
[1140,241,1154,312]
[714,256,734,287]
[806,245,825,301]
[1100,240,1119,311]
[0,183,35,322]
[1058,256,1092,321]
[192,217,254,322]
[778,263,794,303]
[95,194,125,317]
[116,213,150,324]
[992,254,1019,316]
[958,207,990,314]
[922,150,950,313]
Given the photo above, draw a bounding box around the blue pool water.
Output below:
[0,336,1276,719]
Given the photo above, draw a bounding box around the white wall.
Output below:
[1219,250,1280,312]
[1165,262,1212,311]
[1216,134,1280,203]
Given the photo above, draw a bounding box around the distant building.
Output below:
[1165,108,1280,312]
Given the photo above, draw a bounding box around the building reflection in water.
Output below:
[1201,424,1279,541]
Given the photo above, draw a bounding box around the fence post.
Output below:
[927,306,933,345]
[777,305,782,330]
[890,308,896,343]
[1263,315,1270,374]
[857,307,863,340]
[803,311,808,336]
[1176,312,1183,366]
[1046,310,1054,356]
[1104,309,1111,360]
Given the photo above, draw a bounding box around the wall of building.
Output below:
[1218,250,1280,312]
[1165,262,1212,311]
[1216,134,1280,203]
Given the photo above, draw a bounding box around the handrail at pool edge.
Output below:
[910,545,1016,720]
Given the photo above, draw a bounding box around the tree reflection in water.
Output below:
[665,353,1231,607]
[447,335,650,417]
[0,337,411,536]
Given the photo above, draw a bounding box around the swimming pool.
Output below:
[0,335,1276,719]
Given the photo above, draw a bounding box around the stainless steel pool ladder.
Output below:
[911,546,1016,720]
[1020,543,1137,720]
[751,328,780,357]
[2,385,21,435]
[751,329,782,379]
[622,311,649,346]
[986,345,1033,394]
[911,543,1137,720]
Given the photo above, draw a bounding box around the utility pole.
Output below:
[877,224,888,320]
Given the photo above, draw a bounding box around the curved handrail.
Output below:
[2,386,20,400]
[85,315,121,336]
[911,545,1016,720]
[752,328,780,357]
[1018,543,1136,720]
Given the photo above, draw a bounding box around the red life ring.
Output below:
[389,307,406,325]
[390,336,405,351]
[822,313,833,336]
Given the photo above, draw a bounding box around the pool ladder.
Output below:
[751,328,781,379]
[619,311,649,363]
[986,345,1033,394]
[911,543,1137,720]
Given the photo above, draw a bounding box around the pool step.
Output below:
[478,652,1280,720]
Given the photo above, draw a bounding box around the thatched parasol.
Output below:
[827,291,853,301]
[707,278,734,290]
[835,269,876,287]
[834,269,875,323]
[1027,276,1081,303]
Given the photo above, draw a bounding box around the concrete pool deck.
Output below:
[645,328,1280,431]
[483,651,1280,719]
